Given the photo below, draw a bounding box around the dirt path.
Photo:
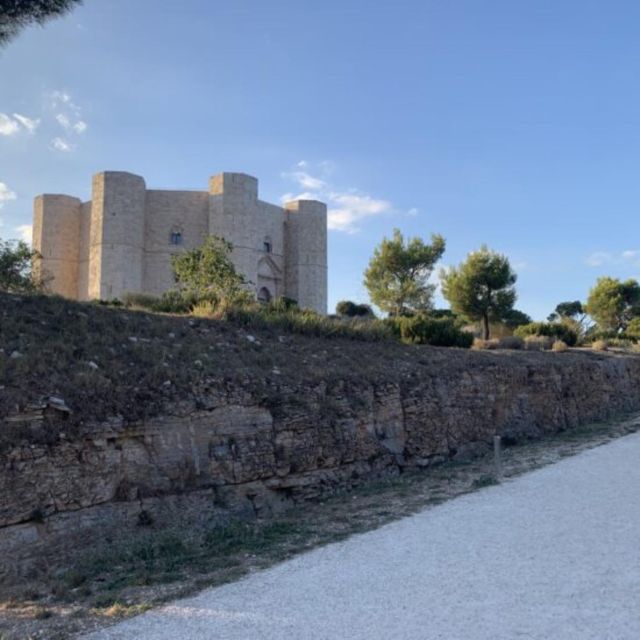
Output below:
[85,428,640,639]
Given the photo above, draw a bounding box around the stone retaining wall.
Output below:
[2,350,640,582]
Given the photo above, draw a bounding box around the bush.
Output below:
[524,335,553,351]
[514,322,578,347]
[626,317,640,341]
[551,340,568,352]
[592,339,608,352]
[335,300,375,318]
[123,292,161,309]
[498,335,524,350]
[472,338,500,350]
[390,315,474,348]
[191,301,216,318]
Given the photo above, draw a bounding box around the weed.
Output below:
[471,474,499,489]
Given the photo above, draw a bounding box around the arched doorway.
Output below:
[257,286,272,304]
[257,256,282,302]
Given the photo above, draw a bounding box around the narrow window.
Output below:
[263,241,272,253]
[170,231,183,246]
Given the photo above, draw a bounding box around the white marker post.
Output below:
[493,435,503,482]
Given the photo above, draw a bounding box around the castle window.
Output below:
[170,231,183,246]
[263,238,272,253]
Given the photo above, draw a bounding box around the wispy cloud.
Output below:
[16,224,32,244]
[0,182,17,228]
[281,161,415,233]
[586,249,640,268]
[48,89,87,151]
[0,114,19,136]
[0,112,40,136]
[0,182,17,208]
[50,137,75,152]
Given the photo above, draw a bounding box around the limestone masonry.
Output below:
[33,171,328,312]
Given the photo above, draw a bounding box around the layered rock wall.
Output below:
[2,351,640,581]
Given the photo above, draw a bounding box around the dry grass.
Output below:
[552,340,568,352]
[472,338,500,350]
[592,339,609,352]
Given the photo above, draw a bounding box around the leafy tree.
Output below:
[548,300,589,338]
[0,238,42,293]
[364,228,445,317]
[335,300,374,318]
[586,277,640,333]
[627,317,640,340]
[440,246,517,340]
[503,308,532,329]
[171,235,250,305]
[1,0,83,47]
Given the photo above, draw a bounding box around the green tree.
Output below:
[1,0,83,47]
[171,235,250,305]
[503,308,532,329]
[627,317,640,340]
[586,277,640,333]
[0,238,41,293]
[440,246,517,340]
[363,228,445,317]
[548,300,589,338]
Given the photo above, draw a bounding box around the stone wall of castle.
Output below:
[33,172,328,312]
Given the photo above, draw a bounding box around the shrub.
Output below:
[191,301,216,318]
[551,340,568,352]
[592,339,608,352]
[498,335,524,350]
[267,297,299,313]
[626,317,640,341]
[472,338,498,350]
[390,315,474,348]
[524,335,553,351]
[123,292,161,310]
[514,322,577,347]
[335,300,375,318]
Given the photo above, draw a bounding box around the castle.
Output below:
[32,171,328,313]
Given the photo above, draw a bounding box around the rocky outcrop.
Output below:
[2,349,640,581]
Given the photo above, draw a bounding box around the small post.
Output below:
[493,435,502,482]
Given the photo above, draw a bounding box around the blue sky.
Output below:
[2,0,640,319]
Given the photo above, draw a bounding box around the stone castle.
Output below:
[33,171,328,313]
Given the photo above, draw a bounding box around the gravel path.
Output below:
[87,432,640,640]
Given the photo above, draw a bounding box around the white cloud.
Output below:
[0,112,41,136]
[56,113,71,129]
[327,192,392,233]
[16,224,32,244]
[0,182,17,208]
[586,249,640,268]
[0,113,20,136]
[407,207,419,217]
[12,113,40,133]
[281,161,396,233]
[49,90,87,147]
[50,137,75,152]
[282,170,327,191]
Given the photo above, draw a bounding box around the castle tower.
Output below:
[88,171,146,300]
[33,194,82,298]
[284,199,328,312]
[208,172,262,287]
